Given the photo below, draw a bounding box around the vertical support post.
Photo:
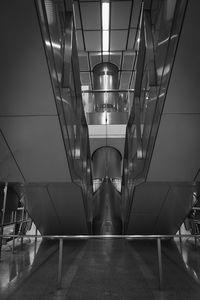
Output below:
[157,238,163,290]
[0,183,8,260]
[20,207,25,248]
[34,226,38,256]
[12,211,17,253]
[179,228,183,255]
[57,238,63,288]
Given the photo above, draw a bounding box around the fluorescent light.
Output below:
[103,30,109,51]
[102,2,110,52]
[102,2,110,30]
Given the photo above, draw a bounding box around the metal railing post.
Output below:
[179,229,183,255]
[57,238,63,288]
[157,238,163,290]
[20,207,25,248]
[12,211,17,253]
[0,183,8,260]
[34,227,38,256]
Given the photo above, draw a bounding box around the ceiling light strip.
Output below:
[102,1,110,52]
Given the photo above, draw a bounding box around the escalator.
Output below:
[1,0,197,236]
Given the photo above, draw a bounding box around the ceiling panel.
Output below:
[0,132,24,182]
[80,2,100,30]
[79,53,89,71]
[84,31,101,51]
[76,30,85,51]
[0,116,71,182]
[120,71,132,89]
[123,52,135,70]
[110,30,128,51]
[110,52,122,69]
[127,28,137,50]
[130,71,136,88]
[89,52,102,69]
[131,0,142,28]
[80,72,91,87]
[111,1,132,29]
[147,114,200,182]
[102,54,109,62]
[0,0,57,116]
[73,2,81,29]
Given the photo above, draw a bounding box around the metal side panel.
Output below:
[0,132,24,182]
[23,185,62,235]
[0,0,57,116]
[23,183,88,235]
[153,185,193,234]
[48,183,88,235]
[147,115,200,182]
[163,0,200,114]
[0,116,71,182]
[127,183,169,234]
[127,182,193,235]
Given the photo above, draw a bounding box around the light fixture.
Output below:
[102,2,110,52]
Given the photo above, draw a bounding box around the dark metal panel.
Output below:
[48,183,88,234]
[127,213,158,234]
[23,185,62,235]
[147,115,200,182]
[130,183,169,214]
[127,182,169,234]
[0,116,71,182]
[163,0,200,114]
[154,185,193,234]
[0,0,57,116]
[0,132,24,182]
[127,182,193,234]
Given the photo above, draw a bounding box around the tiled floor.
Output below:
[1,237,200,299]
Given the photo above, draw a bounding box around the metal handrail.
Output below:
[0,233,199,290]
